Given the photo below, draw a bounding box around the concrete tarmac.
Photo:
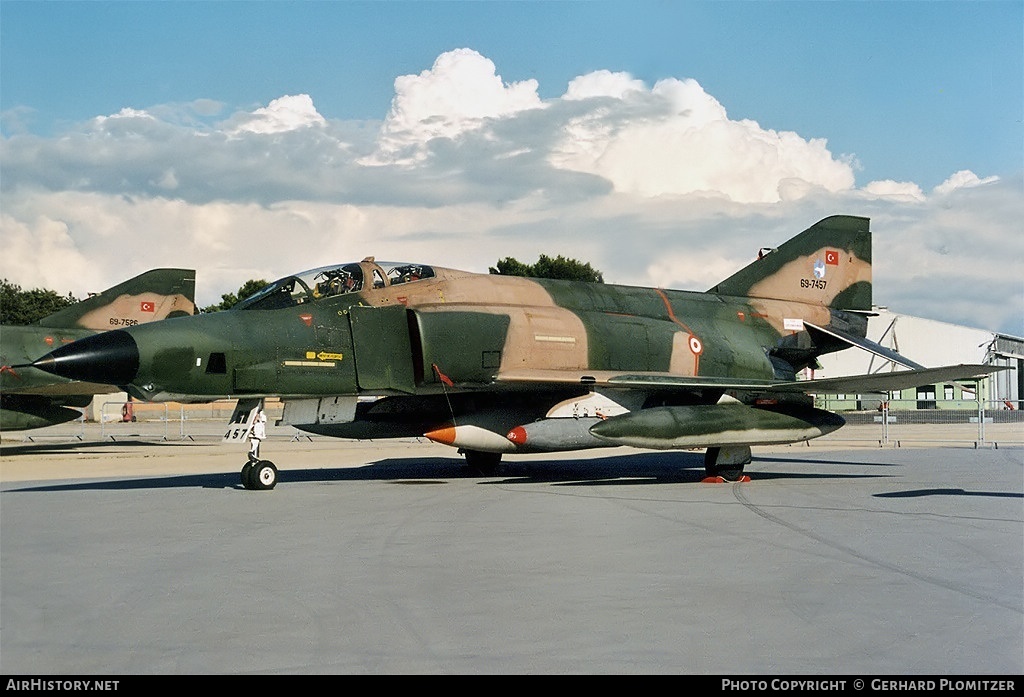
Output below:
[1,427,1022,675]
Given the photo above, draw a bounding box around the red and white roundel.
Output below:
[688,335,703,355]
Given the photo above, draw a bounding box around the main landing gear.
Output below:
[460,449,502,475]
[241,459,278,490]
[703,445,752,483]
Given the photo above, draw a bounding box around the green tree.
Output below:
[489,255,604,283]
[202,279,269,313]
[1,279,79,325]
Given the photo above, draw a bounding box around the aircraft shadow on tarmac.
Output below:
[0,440,186,456]
[5,450,893,493]
[874,488,1024,499]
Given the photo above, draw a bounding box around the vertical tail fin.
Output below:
[708,215,872,311]
[37,268,197,330]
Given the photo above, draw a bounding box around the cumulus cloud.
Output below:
[550,76,856,203]
[857,170,1001,202]
[366,48,543,164]
[862,180,926,202]
[0,211,94,294]
[226,94,326,135]
[94,107,156,124]
[0,48,1020,335]
[562,70,648,100]
[933,170,1001,195]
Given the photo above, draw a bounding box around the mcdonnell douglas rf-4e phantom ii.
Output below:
[29,216,997,489]
[1,268,196,431]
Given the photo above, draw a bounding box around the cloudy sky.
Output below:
[2,1,1022,336]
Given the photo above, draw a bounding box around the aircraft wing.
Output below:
[495,369,777,391]
[496,364,1002,395]
[772,364,1000,394]
[3,379,122,397]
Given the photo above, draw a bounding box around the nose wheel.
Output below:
[241,460,278,490]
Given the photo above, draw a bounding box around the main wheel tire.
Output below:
[463,449,502,475]
[704,445,751,482]
[713,463,746,483]
[251,460,278,490]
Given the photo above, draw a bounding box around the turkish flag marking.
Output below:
[825,250,840,266]
[140,301,156,312]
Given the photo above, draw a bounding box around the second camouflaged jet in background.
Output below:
[1,268,196,431]
[29,216,997,488]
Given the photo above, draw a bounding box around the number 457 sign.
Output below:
[222,398,264,443]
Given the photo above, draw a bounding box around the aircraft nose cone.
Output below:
[32,330,140,386]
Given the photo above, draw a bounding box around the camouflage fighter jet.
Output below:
[1,268,196,431]
[28,216,996,488]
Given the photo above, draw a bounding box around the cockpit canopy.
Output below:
[234,257,436,311]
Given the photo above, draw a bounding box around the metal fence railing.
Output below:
[98,400,290,442]
[99,401,173,441]
[816,399,1023,448]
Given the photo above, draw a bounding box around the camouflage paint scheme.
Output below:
[0,269,196,430]
[29,217,995,484]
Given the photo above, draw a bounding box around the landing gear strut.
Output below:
[703,445,751,482]
[461,449,502,475]
[241,459,278,490]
